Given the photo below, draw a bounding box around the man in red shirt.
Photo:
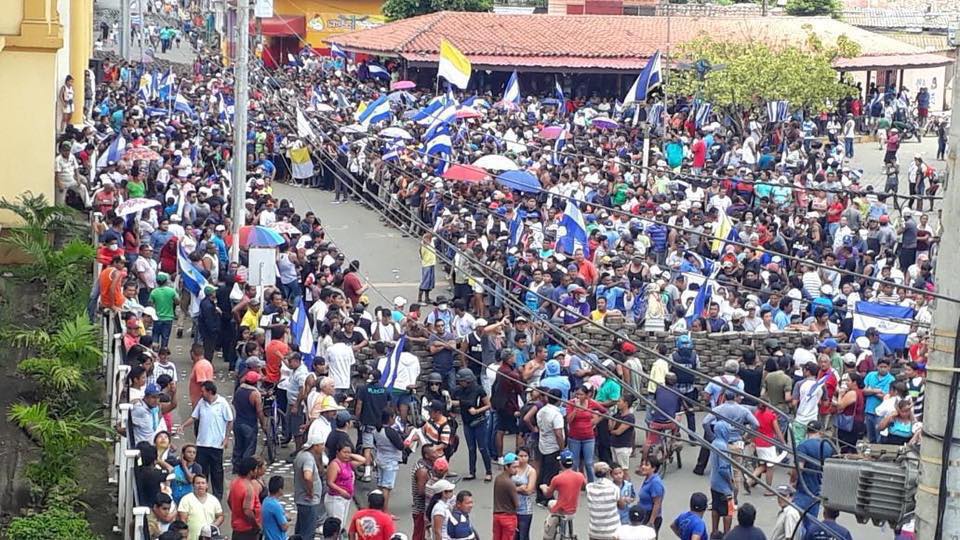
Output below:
[539,449,586,537]
[341,260,367,307]
[817,353,839,427]
[348,490,395,540]
[264,326,290,385]
[691,134,707,174]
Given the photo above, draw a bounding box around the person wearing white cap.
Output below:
[429,478,457,539]
[293,423,326,540]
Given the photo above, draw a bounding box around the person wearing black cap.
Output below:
[670,492,709,540]
[453,368,493,481]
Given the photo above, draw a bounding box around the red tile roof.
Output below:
[834,52,953,70]
[327,11,945,71]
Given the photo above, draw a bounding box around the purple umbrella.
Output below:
[591,116,619,130]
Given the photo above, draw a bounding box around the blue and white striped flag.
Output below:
[368,63,390,80]
[423,101,458,142]
[356,95,392,127]
[379,334,408,388]
[330,43,347,59]
[137,71,153,101]
[96,134,126,168]
[552,127,567,166]
[217,93,234,122]
[686,265,719,324]
[556,200,589,257]
[623,50,662,105]
[334,88,350,110]
[766,100,790,123]
[649,102,665,129]
[555,79,565,114]
[158,68,175,103]
[695,102,712,128]
[425,125,453,156]
[291,298,317,369]
[503,71,521,106]
[178,244,208,299]
[508,210,523,246]
[382,139,405,162]
[851,301,916,351]
[174,93,197,117]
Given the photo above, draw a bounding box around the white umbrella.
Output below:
[339,123,367,134]
[116,197,160,217]
[314,103,335,113]
[472,154,520,171]
[380,127,414,140]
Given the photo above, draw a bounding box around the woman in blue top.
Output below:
[879,399,917,445]
[511,447,538,540]
[636,455,666,533]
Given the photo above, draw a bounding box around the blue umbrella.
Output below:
[541,98,561,106]
[496,170,541,194]
[240,225,286,247]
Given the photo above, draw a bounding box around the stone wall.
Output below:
[351,314,847,388]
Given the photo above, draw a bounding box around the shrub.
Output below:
[6,507,100,540]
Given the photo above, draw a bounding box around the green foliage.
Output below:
[0,194,94,330]
[17,358,88,411]
[4,315,102,372]
[8,403,110,498]
[6,507,100,540]
[785,0,839,16]
[667,34,857,133]
[382,0,491,21]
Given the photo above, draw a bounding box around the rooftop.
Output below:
[327,11,953,71]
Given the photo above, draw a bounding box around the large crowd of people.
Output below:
[57,5,947,539]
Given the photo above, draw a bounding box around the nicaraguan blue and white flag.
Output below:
[413,97,444,124]
[695,102,712,128]
[552,127,567,165]
[623,50,662,105]
[368,63,390,80]
[330,43,347,59]
[766,100,790,123]
[686,265,719,324]
[508,210,523,247]
[379,334,408,388]
[851,301,916,351]
[96,134,127,168]
[423,102,458,141]
[174,93,196,117]
[556,200,589,257]
[217,93,235,122]
[178,244,208,299]
[503,71,521,106]
[158,68,175,103]
[291,298,317,369]
[555,80,565,113]
[382,139,405,162]
[425,125,453,156]
[648,102,665,129]
[356,95,392,127]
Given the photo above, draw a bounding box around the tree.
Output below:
[785,0,839,16]
[382,0,492,21]
[666,29,860,134]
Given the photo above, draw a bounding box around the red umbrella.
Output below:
[442,164,490,183]
[455,106,483,119]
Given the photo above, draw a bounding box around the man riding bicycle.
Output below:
[642,373,683,467]
[539,449,586,539]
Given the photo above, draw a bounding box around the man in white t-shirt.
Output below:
[616,506,657,540]
[792,362,823,442]
[324,341,355,392]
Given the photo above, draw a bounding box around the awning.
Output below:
[833,52,953,71]
[255,15,306,37]
[400,52,649,72]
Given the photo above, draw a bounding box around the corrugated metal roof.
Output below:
[838,8,959,30]
[833,52,953,70]
[880,31,953,51]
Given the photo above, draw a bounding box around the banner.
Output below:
[254,0,274,18]
[851,301,916,351]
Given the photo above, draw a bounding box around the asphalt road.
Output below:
[156,183,898,539]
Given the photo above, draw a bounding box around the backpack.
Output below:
[714,375,742,405]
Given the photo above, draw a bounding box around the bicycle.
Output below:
[260,383,286,463]
[647,418,683,478]
[544,512,577,540]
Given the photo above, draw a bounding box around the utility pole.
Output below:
[120,0,131,60]
[915,40,960,540]
[230,0,250,263]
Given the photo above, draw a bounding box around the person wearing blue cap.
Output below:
[492,452,520,540]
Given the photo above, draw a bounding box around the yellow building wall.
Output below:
[274,0,386,47]
[0,0,65,226]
